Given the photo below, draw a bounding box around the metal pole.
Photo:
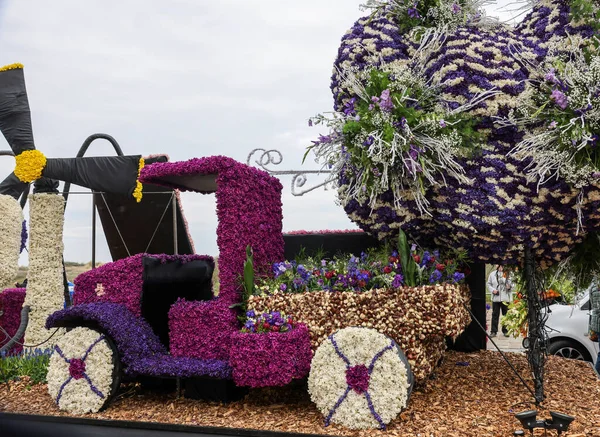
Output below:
[524,246,545,405]
[92,193,96,269]
[172,193,178,255]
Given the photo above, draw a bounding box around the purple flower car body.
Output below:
[46,156,311,411]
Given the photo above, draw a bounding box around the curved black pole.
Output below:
[62,133,124,206]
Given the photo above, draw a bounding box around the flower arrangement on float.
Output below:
[248,230,472,387]
[256,242,467,296]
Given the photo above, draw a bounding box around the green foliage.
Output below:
[570,0,600,34]
[501,298,528,339]
[0,348,51,384]
[232,246,255,324]
[398,229,417,287]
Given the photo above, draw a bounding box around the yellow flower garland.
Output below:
[0,63,24,72]
[132,157,145,203]
[14,150,47,182]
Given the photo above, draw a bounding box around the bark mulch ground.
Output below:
[1,351,599,437]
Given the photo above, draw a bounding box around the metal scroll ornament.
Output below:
[246,148,333,196]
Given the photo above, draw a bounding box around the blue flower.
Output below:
[453,272,465,283]
[429,270,443,283]
[246,310,256,319]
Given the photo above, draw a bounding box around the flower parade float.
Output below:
[3,0,600,435]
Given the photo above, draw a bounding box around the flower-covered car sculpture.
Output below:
[28,155,467,430]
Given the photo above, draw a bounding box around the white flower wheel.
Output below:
[308,327,413,430]
[47,327,121,414]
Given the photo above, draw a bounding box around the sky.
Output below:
[0,0,518,264]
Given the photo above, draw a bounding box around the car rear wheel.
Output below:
[547,340,592,362]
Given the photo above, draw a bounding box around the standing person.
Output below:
[487,265,512,338]
[589,281,600,374]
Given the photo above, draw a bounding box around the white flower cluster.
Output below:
[0,195,23,290]
[311,61,498,215]
[308,327,410,430]
[360,0,497,31]
[23,193,65,346]
[47,327,116,414]
[510,42,600,194]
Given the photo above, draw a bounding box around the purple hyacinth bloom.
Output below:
[308,119,313,127]
[378,89,394,112]
[544,69,558,84]
[246,309,256,318]
[551,89,568,109]
[451,3,461,14]
[392,274,404,288]
[409,144,419,160]
[363,136,375,146]
[548,120,558,129]
[69,358,86,380]
[346,364,370,393]
[280,283,287,291]
[407,5,420,18]
[439,119,447,128]
[344,97,357,116]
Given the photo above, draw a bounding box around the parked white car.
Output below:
[545,293,599,365]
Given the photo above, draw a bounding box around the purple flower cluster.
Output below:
[168,298,239,361]
[20,220,27,253]
[346,364,370,394]
[242,310,295,333]
[550,89,569,109]
[0,288,26,355]
[46,303,167,376]
[229,323,312,388]
[140,156,284,305]
[73,253,214,317]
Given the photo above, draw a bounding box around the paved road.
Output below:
[485,308,526,353]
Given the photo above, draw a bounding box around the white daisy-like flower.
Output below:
[308,327,412,430]
[47,327,118,414]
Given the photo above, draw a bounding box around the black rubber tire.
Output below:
[547,339,592,362]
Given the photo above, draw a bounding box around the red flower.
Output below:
[436,263,445,271]
[325,271,336,279]
[413,255,420,264]
[388,256,398,263]
[271,325,280,332]
[358,280,366,288]
[313,270,321,276]
[263,322,270,330]
[383,266,393,274]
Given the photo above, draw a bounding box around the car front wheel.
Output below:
[547,339,592,362]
